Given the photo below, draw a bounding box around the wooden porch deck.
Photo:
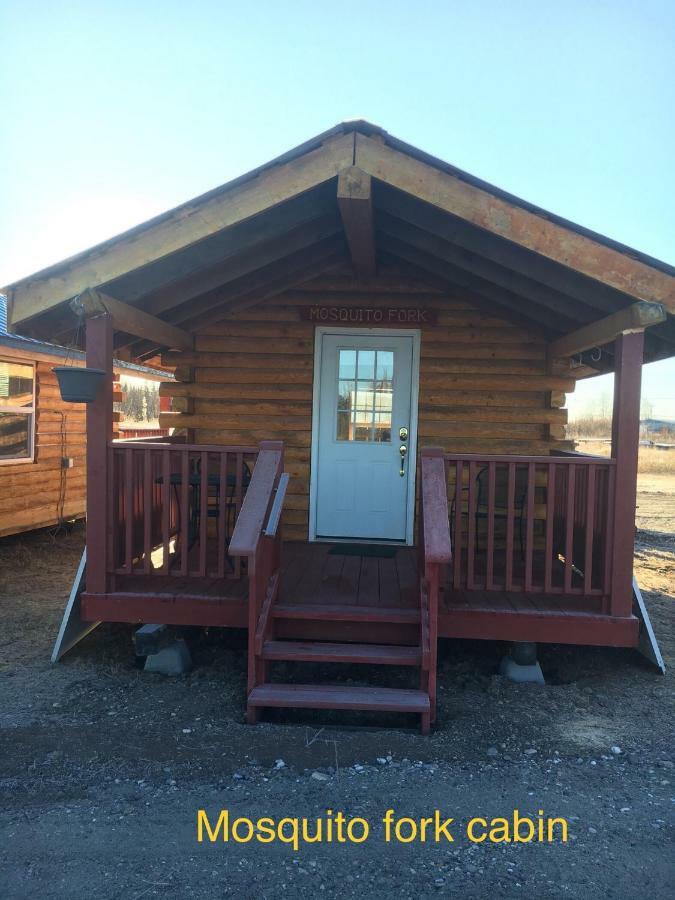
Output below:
[87,540,639,648]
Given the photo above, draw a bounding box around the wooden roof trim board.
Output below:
[6,130,356,325]
[354,132,675,312]
[4,120,674,333]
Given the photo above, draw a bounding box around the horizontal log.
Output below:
[194,336,314,354]
[0,499,86,537]
[418,422,545,439]
[162,381,312,401]
[421,374,574,392]
[160,413,311,430]
[163,351,313,370]
[197,308,512,334]
[419,404,567,424]
[36,445,86,460]
[421,357,544,375]
[0,485,86,514]
[190,428,312,447]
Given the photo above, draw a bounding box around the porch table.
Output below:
[155,468,251,557]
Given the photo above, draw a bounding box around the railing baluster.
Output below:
[234,453,244,579]
[453,460,463,589]
[544,463,555,592]
[217,451,228,578]
[524,462,535,591]
[505,462,515,591]
[108,447,117,573]
[584,465,596,594]
[143,449,152,574]
[486,461,496,590]
[564,464,576,593]
[603,466,616,607]
[161,449,171,576]
[124,448,133,574]
[180,449,189,576]
[467,461,477,590]
[199,450,209,577]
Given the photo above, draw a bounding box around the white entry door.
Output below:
[313,330,418,541]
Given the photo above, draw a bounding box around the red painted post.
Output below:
[609,331,644,617]
[86,314,113,593]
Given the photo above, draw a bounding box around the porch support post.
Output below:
[86,313,114,594]
[609,330,644,617]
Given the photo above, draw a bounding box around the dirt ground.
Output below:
[0,475,673,899]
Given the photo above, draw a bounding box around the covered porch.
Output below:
[5,121,673,730]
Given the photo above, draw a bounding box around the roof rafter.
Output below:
[376,210,597,325]
[377,234,573,337]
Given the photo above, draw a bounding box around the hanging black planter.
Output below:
[53,366,106,403]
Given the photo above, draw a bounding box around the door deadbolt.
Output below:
[399,426,409,441]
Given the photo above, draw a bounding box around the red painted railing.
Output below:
[418,449,452,725]
[228,442,287,716]
[442,452,616,598]
[108,440,258,580]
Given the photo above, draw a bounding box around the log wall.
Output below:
[161,266,575,541]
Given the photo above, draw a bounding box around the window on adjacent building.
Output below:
[0,360,35,462]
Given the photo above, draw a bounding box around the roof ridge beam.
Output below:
[337,166,376,277]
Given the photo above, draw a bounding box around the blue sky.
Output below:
[1,0,673,417]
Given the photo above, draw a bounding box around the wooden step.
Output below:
[262,640,422,666]
[248,683,430,713]
[273,603,420,624]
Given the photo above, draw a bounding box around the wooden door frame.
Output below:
[308,325,421,545]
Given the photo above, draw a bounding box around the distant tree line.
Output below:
[121,383,160,422]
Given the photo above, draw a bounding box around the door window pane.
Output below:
[338,350,356,380]
[357,350,375,380]
[376,351,394,383]
[336,349,393,442]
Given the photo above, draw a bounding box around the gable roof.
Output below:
[4,120,674,372]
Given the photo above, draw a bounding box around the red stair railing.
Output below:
[228,441,287,720]
[418,448,453,725]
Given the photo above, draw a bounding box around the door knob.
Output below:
[399,443,407,477]
[399,426,409,441]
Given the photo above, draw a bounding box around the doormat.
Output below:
[329,544,398,558]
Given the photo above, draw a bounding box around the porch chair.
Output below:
[450,465,529,560]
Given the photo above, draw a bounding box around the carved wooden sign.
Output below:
[300,306,438,325]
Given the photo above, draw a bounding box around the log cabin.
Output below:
[0,295,167,538]
[3,121,674,731]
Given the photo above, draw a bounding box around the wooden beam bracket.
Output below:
[74,288,194,351]
[549,301,666,359]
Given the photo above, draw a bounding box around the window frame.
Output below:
[0,357,36,465]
